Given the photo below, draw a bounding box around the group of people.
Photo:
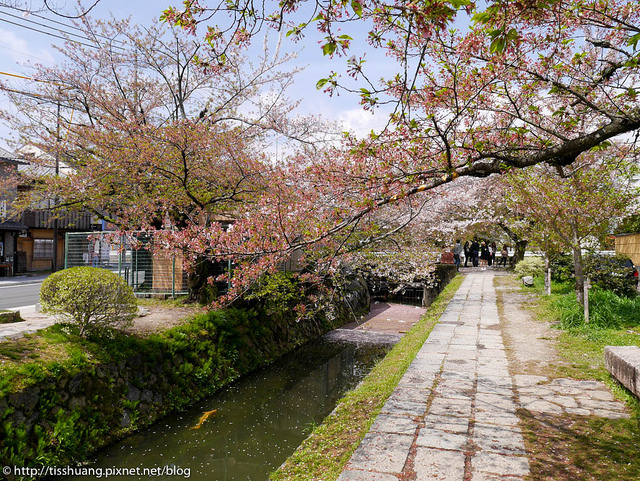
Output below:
[451,239,510,271]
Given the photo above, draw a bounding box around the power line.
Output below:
[0,14,99,49]
[0,71,76,108]
[0,70,66,87]
[0,83,81,111]
[0,42,55,64]
[0,5,127,49]
[0,9,126,52]
[0,9,98,45]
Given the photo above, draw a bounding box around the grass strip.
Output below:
[519,276,640,480]
[529,278,640,407]
[270,274,464,481]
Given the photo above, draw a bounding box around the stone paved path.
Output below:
[337,271,628,481]
[341,302,427,333]
[0,307,54,342]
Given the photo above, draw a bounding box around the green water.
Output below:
[60,338,388,481]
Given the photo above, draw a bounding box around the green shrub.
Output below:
[40,267,137,337]
[550,253,574,283]
[244,271,302,316]
[550,253,638,297]
[584,253,638,297]
[514,257,545,278]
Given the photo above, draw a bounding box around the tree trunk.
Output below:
[544,254,551,296]
[187,256,224,304]
[498,221,528,267]
[571,230,585,306]
[513,240,528,266]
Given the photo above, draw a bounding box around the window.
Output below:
[33,239,54,259]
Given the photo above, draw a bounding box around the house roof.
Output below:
[0,220,29,231]
[0,147,27,165]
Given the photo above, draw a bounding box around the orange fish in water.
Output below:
[191,409,218,430]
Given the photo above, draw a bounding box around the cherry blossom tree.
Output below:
[160,0,640,302]
[0,15,346,301]
[163,0,640,220]
[5,0,640,307]
[505,151,638,305]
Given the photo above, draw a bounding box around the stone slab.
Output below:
[388,387,430,403]
[605,345,640,397]
[381,399,427,417]
[429,397,472,418]
[472,452,530,477]
[370,414,419,435]
[473,424,526,455]
[347,433,414,473]
[414,447,466,481]
[337,470,399,481]
[471,473,525,481]
[423,415,469,434]
[417,428,468,450]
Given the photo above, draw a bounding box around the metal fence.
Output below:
[64,231,189,296]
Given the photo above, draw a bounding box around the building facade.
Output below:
[0,147,28,275]
[0,147,99,275]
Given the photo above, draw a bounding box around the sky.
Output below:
[0,0,389,153]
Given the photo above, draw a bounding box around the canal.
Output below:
[59,336,390,481]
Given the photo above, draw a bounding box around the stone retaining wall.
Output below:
[421,264,458,307]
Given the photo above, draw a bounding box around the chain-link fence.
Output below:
[64,231,189,296]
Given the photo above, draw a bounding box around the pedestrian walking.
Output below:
[471,239,480,267]
[489,242,496,266]
[479,241,489,270]
[453,239,462,271]
[463,240,470,267]
[499,244,509,267]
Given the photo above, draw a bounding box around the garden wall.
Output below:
[615,233,640,266]
[0,275,370,473]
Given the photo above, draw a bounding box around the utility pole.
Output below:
[52,94,61,272]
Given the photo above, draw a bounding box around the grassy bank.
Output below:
[521,276,640,481]
[270,274,464,481]
[1,278,364,471]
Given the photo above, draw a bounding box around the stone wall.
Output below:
[366,264,458,308]
[0,274,370,471]
[421,264,458,307]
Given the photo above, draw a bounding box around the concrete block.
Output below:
[604,346,640,397]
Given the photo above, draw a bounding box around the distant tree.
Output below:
[506,153,638,305]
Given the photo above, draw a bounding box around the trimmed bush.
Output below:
[514,257,545,279]
[40,267,137,337]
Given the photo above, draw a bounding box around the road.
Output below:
[0,280,43,310]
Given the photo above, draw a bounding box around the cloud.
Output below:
[0,28,56,66]
[339,107,389,138]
